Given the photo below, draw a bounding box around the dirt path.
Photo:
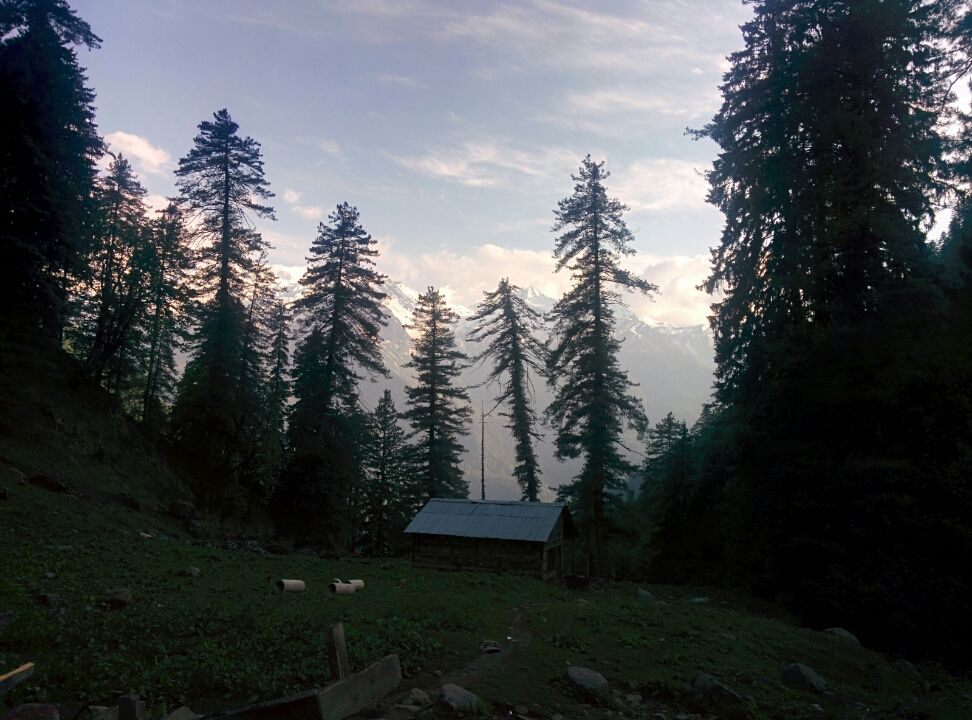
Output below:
[443,604,532,686]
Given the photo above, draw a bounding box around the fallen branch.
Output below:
[0,662,35,696]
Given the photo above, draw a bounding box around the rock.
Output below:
[118,493,141,511]
[105,588,133,610]
[163,708,200,720]
[6,705,60,720]
[825,627,860,645]
[566,666,609,692]
[28,474,70,494]
[625,693,642,705]
[692,672,743,706]
[636,588,655,600]
[480,639,502,654]
[409,688,430,706]
[781,663,827,693]
[432,670,442,678]
[178,566,201,578]
[88,707,118,720]
[440,683,480,710]
[184,518,204,538]
[514,705,529,715]
[893,658,929,693]
[168,500,196,522]
[37,592,65,608]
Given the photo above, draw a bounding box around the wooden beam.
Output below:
[325,623,350,681]
[0,662,35,696]
[317,655,401,720]
[207,689,322,720]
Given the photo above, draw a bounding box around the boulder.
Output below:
[408,688,430,706]
[178,566,201,578]
[28,474,70,494]
[566,666,609,692]
[163,708,201,720]
[781,663,827,693]
[105,588,133,610]
[692,672,743,706]
[440,684,480,710]
[480,640,502,654]
[637,589,656,601]
[168,500,196,522]
[6,705,60,720]
[824,627,860,646]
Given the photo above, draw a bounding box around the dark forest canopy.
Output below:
[1,0,971,669]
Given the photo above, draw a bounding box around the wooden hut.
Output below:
[403,498,576,581]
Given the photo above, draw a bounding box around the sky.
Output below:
[73,0,755,325]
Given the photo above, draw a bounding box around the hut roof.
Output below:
[404,498,573,543]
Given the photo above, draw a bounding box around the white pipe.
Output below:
[276,579,306,592]
[329,582,356,594]
[348,579,365,590]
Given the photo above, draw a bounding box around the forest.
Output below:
[1,0,971,679]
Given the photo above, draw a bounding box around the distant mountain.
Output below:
[358,281,715,501]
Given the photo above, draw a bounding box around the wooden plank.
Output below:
[325,623,350,681]
[208,689,322,720]
[317,655,401,720]
[0,662,35,696]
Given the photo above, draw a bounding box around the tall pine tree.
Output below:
[546,156,655,577]
[467,278,546,501]
[170,108,275,511]
[0,0,102,339]
[403,287,471,500]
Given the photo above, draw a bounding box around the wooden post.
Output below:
[0,662,34,695]
[326,623,350,681]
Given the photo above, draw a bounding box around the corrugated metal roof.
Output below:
[404,498,567,542]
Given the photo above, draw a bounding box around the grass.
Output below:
[1,341,971,719]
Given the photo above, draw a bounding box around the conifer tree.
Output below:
[288,202,388,442]
[403,287,471,500]
[0,0,102,339]
[361,389,413,556]
[170,108,275,510]
[467,278,546,501]
[140,203,193,427]
[70,153,150,385]
[546,156,655,576]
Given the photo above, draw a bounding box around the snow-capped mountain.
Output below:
[359,281,715,501]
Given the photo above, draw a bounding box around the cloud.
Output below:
[395,141,580,189]
[104,131,174,177]
[282,189,302,204]
[317,140,341,156]
[611,158,710,212]
[633,255,715,326]
[375,73,422,87]
[281,188,324,221]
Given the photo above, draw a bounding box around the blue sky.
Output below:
[74,0,753,324]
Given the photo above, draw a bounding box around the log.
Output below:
[317,655,401,720]
[325,623,350,680]
[207,655,401,720]
[276,579,306,592]
[0,662,34,695]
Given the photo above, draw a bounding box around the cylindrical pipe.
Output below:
[276,579,306,592]
[348,579,365,590]
[328,582,356,594]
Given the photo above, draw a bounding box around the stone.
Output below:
[566,666,609,692]
[168,500,196,522]
[408,688,430,706]
[163,708,200,720]
[6,705,60,720]
[692,672,743,706]
[118,695,144,720]
[480,640,502,654]
[625,693,642,705]
[440,683,480,710]
[893,659,929,693]
[781,663,827,693]
[105,588,133,610]
[37,592,64,608]
[178,566,201,578]
[88,706,118,720]
[637,588,656,600]
[825,627,860,646]
[28,474,70,494]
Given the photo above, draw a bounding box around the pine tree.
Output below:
[140,203,193,428]
[288,202,388,442]
[467,278,546,501]
[0,0,102,339]
[697,0,955,403]
[546,155,655,577]
[361,389,413,556]
[403,287,472,500]
[69,153,150,386]
[170,108,275,510]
